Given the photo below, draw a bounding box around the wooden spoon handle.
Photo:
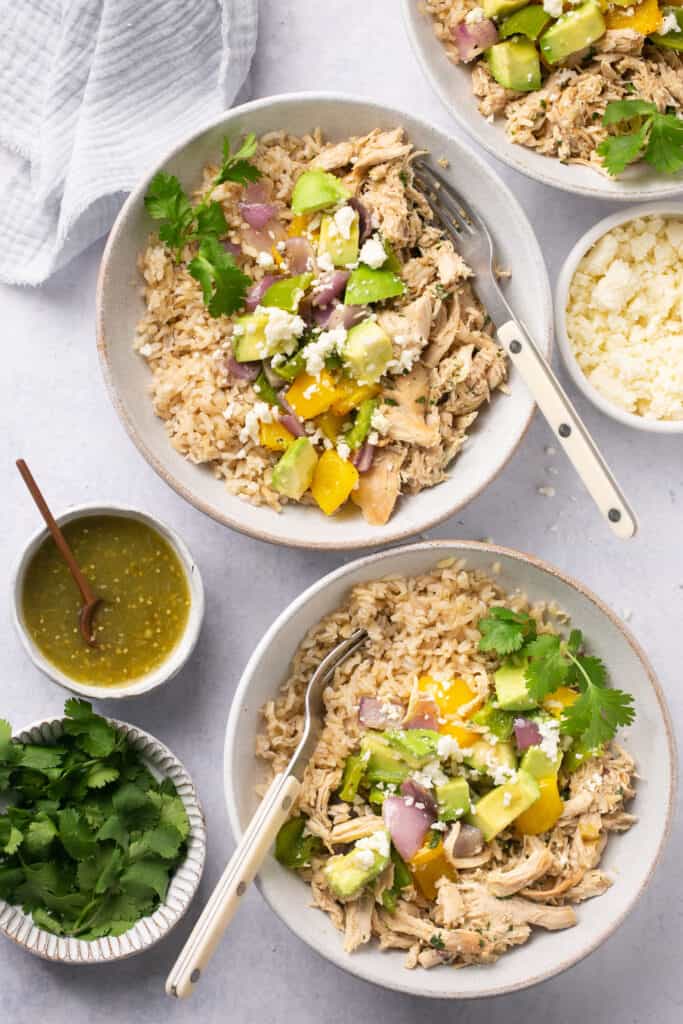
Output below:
[16,460,97,605]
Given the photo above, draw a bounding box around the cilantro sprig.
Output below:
[478,609,635,748]
[144,133,261,316]
[598,99,683,177]
[0,700,190,940]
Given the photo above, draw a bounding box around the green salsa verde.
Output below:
[22,514,191,686]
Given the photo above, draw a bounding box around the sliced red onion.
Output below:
[312,303,336,328]
[242,221,288,254]
[225,354,260,381]
[404,697,440,732]
[400,779,437,817]
[449,823,483,858]
[244,182,270,204]
[262,359,287,390]
[239,202,277,230]
[452,20,498,63]
[348,196,372,244]
[351,443,375,473]
[328,303,368,329]
[245,274,277,311]
[358,696,405,730]
[222,240,242,258]
[312,270,350,308]
[277,396,305,437]
[383,795,435,861]
[285,236,314,274]
[513,717,542,751]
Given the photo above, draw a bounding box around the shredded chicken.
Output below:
[487,837,555,897]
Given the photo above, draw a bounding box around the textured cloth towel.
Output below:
[0,0,258,286]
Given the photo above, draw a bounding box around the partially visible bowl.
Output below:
[97,92,552,550]
[12,504,205,699]
[556,202,683,434]
[0,715,206,963]
[224,540,675,999]
[401,0,683,201]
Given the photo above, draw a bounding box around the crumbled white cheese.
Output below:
[660,10,680,33]
[537,717,561,762]
[354,848,375,869]
[359,235,387,269]
[436,735,464,761]
[356,830,390,860]
[256,251,274,268]
[566,215,683,422]
[487,757,516,787]
[411,760,448,789]
[304,325,347,377]
[329,205,356,240]
[255,305,305,354]
[465,6,485,22]
[239,401,277,444]
[317,251,334,273]
[336,440,351,461]
[543,0,563,16]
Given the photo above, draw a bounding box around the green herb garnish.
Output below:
[429,932,445,949]
[0,701,190,939]
[598,100,683,176]
[478,607,537,655]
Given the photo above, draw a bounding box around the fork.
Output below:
[166,628,368,999]
[413,160,637,540]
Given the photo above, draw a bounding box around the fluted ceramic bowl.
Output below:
[0,716,206,963]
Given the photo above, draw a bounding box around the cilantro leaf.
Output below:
[478,607,537,655]
[58,808,97,860]
[561,653,634,748]
[96,814,129,851]
[63,701,117,758]
[19,744,66,773]
[524,633,570,701]
[597,126,648,177]
[0,818,23,855]
[214,134,262,186]
[31,907,64,935]
[120,858,171,902]
[23,815,58,857]
[86,764,120,789]
[144,173,194,256]
[645,112,683,175]
[599,100,683,177]
[601,99,657,125]
[0,719,13,760]
[130,824,183,861]
[188,236,251,318]
[196,200,229,238]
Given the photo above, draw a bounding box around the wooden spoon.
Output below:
[16,459,102,647]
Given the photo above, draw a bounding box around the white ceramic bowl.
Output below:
[97,92,552,550]
[224,540,676,999]
[0,715,206,963]
[12,503,205,699]
[556,202,683,434]
[401,0,683,201]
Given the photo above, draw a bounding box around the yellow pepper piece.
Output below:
[288,213,312,238]
[310,449,359,515]
[317,409,346,442]
[409,840,456,900]
[259,420,295,452]
[331,379,381,416]
[285,370,338,419]
[542,686,579,718]
[606,0,662,33]
[578,819,602,841]
[514,776,564,836]
[418,674,480,748]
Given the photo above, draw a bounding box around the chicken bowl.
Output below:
[224,541,675,997]
[97,93,551,549]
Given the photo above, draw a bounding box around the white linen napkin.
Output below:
[0,0,258,286]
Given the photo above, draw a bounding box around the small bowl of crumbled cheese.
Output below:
[556,203,683,433]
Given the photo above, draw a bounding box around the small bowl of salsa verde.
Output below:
[12,505,204,698]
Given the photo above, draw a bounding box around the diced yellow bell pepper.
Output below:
[418,674,480,748]
[578,818,602,841]
[606,0,662,33]
[310,449,359,515]
[409,840,456,900]
[317,410,346,442]
[288,213,312,238]
[331,379,381,416]
[259,420,295,452]
[285,370,338,420]
[542,686,579,718]
[514,776,564,836]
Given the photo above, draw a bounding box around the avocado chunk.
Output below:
[323,829,391,901]
[486,38,541,92]
[291,169,350,215]
[563,739,604,773]
[469,769,541,842]
[483,0,529,17]
[539,2,606,64]
[345,265,405,306]
[384,728,441,767]
[435,777,471,822]
[360,733,411,786]
[499,5,551,40]
[471,700,514,741]
[271,437,318,500]
[520,745,562,779]
[650,9,683,51]
[494,661,537,712]
[318,209,360,267]
[343,320,393,383]
[465,739,517,777]
[233,310,302,362]
[262,273,313,313]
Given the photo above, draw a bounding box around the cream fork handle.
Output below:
[166,772,301,999]
[497,320,637,539]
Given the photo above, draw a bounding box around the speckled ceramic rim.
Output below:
[400,0,683,201]
[10,503,205,699]
[556,202,683,434]
[224,539,677,999]
[0,715,206,963]
[96,90,552,550]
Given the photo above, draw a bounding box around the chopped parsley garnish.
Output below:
[598,100,683,177]
[0,701,190,939]
[429,932,445,949]
[144,133,262,316]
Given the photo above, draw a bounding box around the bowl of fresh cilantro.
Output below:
[224,539,675,998]
[0,699,206,962]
